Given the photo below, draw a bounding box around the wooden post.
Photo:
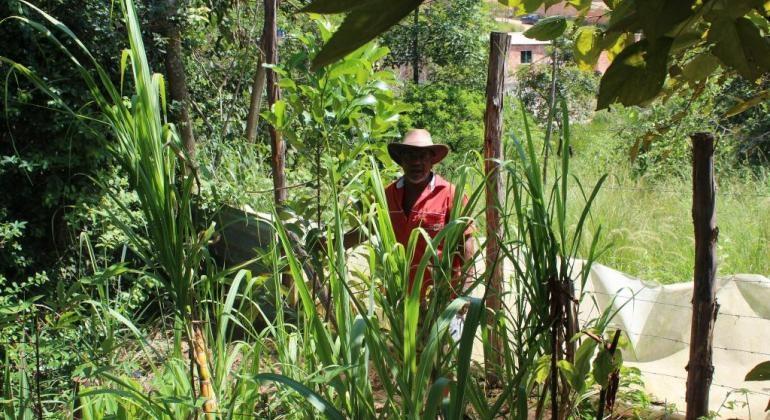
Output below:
[245,40,266,143]
[483,31,510,382]
[264,0,286,205]
[685,132,719,420]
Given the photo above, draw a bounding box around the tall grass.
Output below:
[570,119,770,283]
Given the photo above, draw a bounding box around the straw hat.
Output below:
[387,129,450,165]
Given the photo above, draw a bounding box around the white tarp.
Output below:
[469,259,770,419]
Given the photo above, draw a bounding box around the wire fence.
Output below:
[576,280,770,411]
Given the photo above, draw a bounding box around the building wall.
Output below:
[507,44,550,73]
[595,50,612,74]
[535,1,609,24]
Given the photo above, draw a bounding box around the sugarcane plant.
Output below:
[1,0,220,415]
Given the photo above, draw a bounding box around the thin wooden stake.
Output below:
[483,31,510,383]
[264,0,285,206]
[685,132,719,420]
[246,40,266,143]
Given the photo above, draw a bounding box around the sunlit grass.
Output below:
[570,119,770,284]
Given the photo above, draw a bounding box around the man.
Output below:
[384,129,476,299]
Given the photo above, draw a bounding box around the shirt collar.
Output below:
[396,172,436,191]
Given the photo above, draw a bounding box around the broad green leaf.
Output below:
[278,78,297,90]
[557,360,582,391]
[745,361,770,381]
[747,10,770,35]
[566,0,590,11]
[681,53,720,82]
[310,0,422,69]
[574,339,598,377]
[601,31,634,61]
[597,37,673,109]
[574,25,602,70]
[524,16,568,41]
[606,0,640,33]
[534,355,551,384]
[637,0,696,40]
[592,349,621,387]
[709,17,770,81]
[705,0,763,21]
[350,94,377,108]
[724,89,770,116]
[328,59,365,78]
[271,99,287,128]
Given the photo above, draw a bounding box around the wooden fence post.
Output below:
[685,132,719,419]
[483,31,510,382]
[264,0,286,206]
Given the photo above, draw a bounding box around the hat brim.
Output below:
[387,143,449,165]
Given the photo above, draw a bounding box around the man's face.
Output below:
[399,147,435,185]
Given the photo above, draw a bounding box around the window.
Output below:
[520,50,533,64]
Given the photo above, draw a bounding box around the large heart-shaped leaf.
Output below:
[310,0,422,70]
[745,361,770,381]
[637,0,696,40]
[709,16,770,81]
[574,25,602,70]
[681,53,720,82]
[524,16,568,41]
[597,37,673,109]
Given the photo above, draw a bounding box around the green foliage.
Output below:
[0,0,126,284]
[515,63,599,124]
[379,0,490,88]
[304,0,770,110]
[263,16,406,223]
[398,82,486,172]
[597,37,673,109]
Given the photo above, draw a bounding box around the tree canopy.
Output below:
[303,0,770,110]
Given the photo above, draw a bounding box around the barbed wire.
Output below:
[583,290,770,322]
[577,314,770,359]
[637,369,770,398]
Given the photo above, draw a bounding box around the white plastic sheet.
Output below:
[469,259,770,419]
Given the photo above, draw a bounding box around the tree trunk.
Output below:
[162,0,196,161]
[246,40,267,143]
[685,132,719,419]
[482,31,510,384]
[263,0,286,205]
